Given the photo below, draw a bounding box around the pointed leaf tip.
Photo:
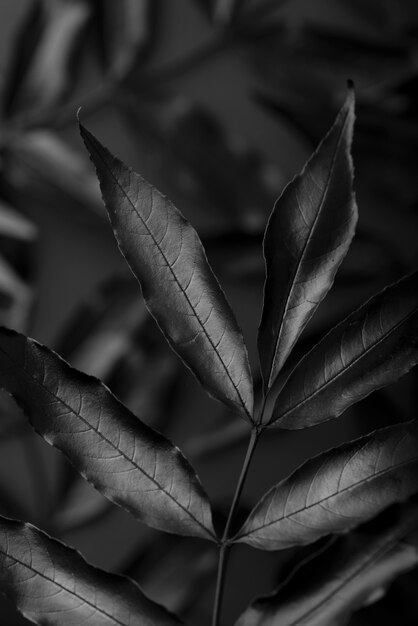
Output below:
[0,326,216,541]
[79,124,254,421]
[258,86,357,394]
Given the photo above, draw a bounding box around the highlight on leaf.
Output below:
[235,420,418,550]
[0,327,216,542]
[0,515,181,626]
[236,501,418,626]
[258,83,357,395]
[79,121,254,422]
[272,271,418,429]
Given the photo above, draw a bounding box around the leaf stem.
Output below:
[212,426,260,626]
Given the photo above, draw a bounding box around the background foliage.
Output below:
[0,0,417,623]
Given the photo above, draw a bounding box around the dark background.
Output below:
[0,0,417,624]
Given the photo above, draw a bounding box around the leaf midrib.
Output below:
[86,133,251,420]
[275,302,418,422]
[280,531,411,626]
[266,105,352,390]
[0,343,215,541]
[0,547,128,626]
[239,453,417,539]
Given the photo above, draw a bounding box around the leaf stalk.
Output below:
[212,426,261,625]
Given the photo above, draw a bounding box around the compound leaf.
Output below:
[236,502,418,626]
[272,271,418,428]
[258,85,357,392]
[0,327,216,541]
[235,421,418,550]
[0,515,181,625]
[80,123,254,421]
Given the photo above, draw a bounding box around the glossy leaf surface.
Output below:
[0,327,216,541]
[236,421,418,550]
[80,123,254,420]
[0,515,180,625]
[273,271,418,428]
[258,86,357,391]
[236,502,418,626]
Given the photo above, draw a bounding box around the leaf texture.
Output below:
[236,502,418,626]
[235,421,418,550]
[80,123,254,420]
[0,515,180,625]
[272,271,418,428]
[0,327,216,541]
[258,85,357,392]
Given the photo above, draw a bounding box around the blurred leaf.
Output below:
[272,272,418,429]
[56,277,180,425]
[93,0,158,80]
[2,0,91,119]
[0,255,33,332]
[0,327,216,541]
[258,86,357,393]
[212,0,239,23]
[0,515,181,625]
[119,98,278,234]
[6,130,103,221]
[235,421,418,550]
[236,502,418,626]
[52,476,112,532]
[133,536,217,616]
[80,123,254,420]
[0,201,37,241]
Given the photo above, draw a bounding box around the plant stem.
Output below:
[212,426,260,626]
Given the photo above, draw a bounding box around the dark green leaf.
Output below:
[258,85,357,393]
[0,515,181,625]
[236,502,418,626]
[272,272,418,428]
[80,123,254,420]
[235,421,418,550]
[0,327,216,541]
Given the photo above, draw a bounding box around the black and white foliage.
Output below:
[0,84,417,626]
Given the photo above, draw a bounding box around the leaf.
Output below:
[94,0,157,80]
[213,0,238,23]
[0,255,33,332]
[119,98,278,235]
[7,130,103,221]
[235,421,418,550]
[0,327,216,541]
[80,123,254,420]
[2,0,91,118]
[0,201,37,242]
[236,502,418,626]
[272,271,418,428]
[0,515,181,625]
[258,85,357,392]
